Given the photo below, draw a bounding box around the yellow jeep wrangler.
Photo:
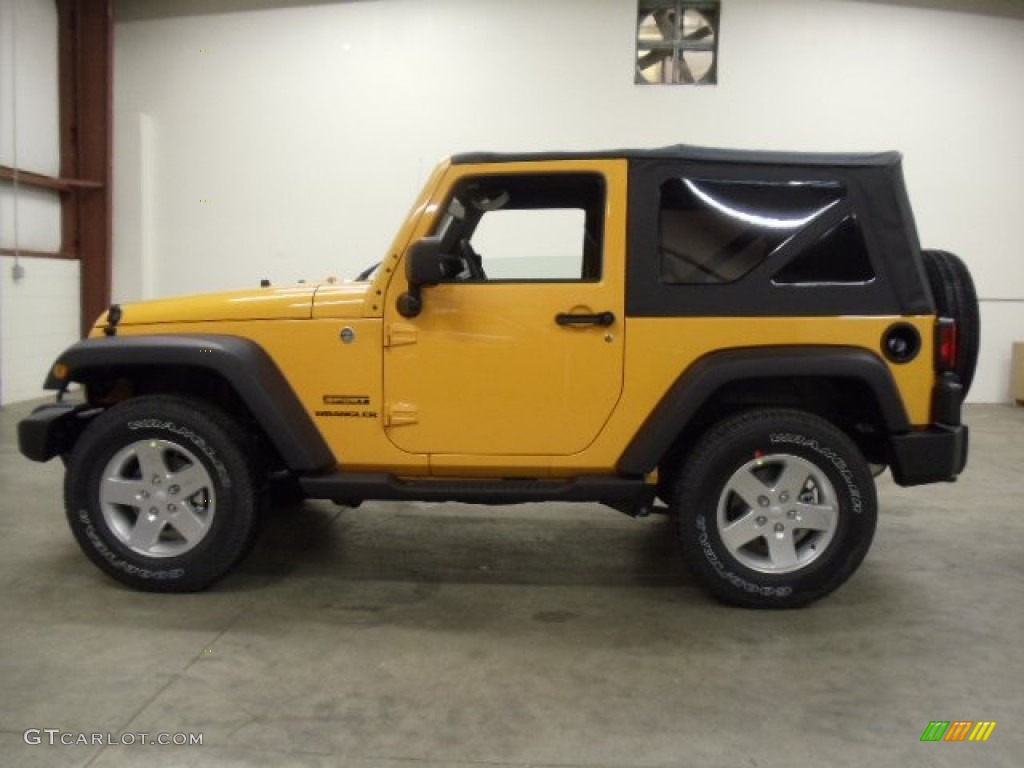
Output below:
[19,146,976,607]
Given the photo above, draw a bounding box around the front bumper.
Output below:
[18,402,93,463]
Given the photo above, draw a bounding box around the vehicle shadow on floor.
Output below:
[231,498,693,591]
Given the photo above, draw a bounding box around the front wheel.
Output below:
[673,409,877,608]
[65,396,264,592]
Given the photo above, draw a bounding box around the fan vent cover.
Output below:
[636,1,720,85]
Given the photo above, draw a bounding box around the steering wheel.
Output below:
[458,240,486,280]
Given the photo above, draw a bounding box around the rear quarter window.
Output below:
[659,178,845,284]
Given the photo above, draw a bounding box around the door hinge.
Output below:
[385,323,418,347]
[385,402,418,427]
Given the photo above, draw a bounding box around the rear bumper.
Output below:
[888,371,969,487]
[18,402,91,463]
[889,424,968,486]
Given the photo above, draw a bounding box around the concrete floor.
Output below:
[0,400,1021,768]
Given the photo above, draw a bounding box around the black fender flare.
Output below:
[617,345,911,475]
[46,334,335,472]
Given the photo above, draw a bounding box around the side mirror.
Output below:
[398,236,444,318]
[406,237,445,287]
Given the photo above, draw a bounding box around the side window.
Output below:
[659,178,845,284]
[434,173,604,282]
[471,208,586,280]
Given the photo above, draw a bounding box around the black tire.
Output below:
[64,396,265,592]
[921,249,980,396]
[673,409,877,609]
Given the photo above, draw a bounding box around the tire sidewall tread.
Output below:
[65,395,262,592]
[674,408,878,609]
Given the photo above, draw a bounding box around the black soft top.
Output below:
[452,145,902,169]
[453,145,931,317]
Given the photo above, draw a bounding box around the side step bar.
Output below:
[299,472,655,512]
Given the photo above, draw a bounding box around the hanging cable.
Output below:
[11,0,21,276]
[0,1,18,406]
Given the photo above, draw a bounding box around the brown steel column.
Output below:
[58,0,113,336]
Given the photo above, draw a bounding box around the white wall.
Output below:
[0,0,80,405]
[0,255,81,401]
[112,0,1024,401]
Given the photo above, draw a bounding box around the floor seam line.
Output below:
[82,605,249,767]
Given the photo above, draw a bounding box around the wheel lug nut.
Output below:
[149,507,159,516]
[168,504,177,513]
[774,522,785,533]
[779,492,789,503]
[168,485,180,495]
[757,496,770,508]
[756,515,767,526]
[787,509,797,519]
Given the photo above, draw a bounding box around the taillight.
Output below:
[935,317,958,373]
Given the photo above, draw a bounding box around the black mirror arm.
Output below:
[397,285,423,319]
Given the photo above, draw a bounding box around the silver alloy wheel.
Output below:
[716,453,838,574]
[99,439,216,558]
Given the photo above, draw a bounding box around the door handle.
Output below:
[555,311,616,327]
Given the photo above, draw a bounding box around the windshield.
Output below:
[355,262,380,281]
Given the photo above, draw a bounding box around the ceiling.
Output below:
[854,0,1024,18]
[115,0,1024,23]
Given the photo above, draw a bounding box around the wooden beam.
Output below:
[0,164,102,194]
[0,247,78,260]
[57,0,80,284]
[58,0,113,336]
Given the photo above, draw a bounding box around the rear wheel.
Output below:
[65,396,264,592]
[673,409,877,608]
[921,249,980,395]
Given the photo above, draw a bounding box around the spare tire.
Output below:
[921,249,980,396]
